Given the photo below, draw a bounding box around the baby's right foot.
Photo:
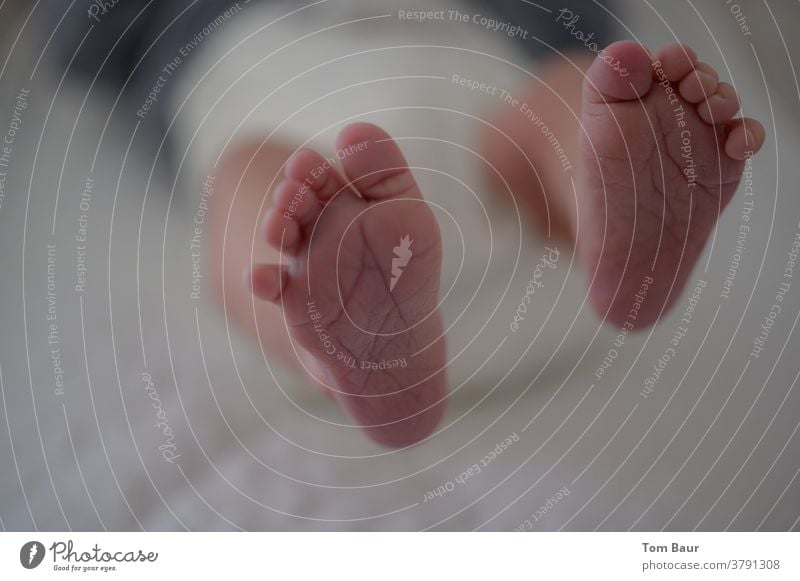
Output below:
[250,123,447,447]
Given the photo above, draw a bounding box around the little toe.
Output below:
[272,178,321,226]
[584,41,653,103]
[262,207,301,252]
[678,63,719,103]
[654,43,697,82]
[285,148,351,201]
[335,122,422,200]
[247,263,288,303]
[724,118,766,160]
[698,82,740,124]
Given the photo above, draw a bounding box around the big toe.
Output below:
[336,122,422,200]
[584,41,653,103]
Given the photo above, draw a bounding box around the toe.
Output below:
[584,41,653,103]
[272,178,321,226]
[262,207,301,252]
[654,43,697,82]
[694,62,719,81]
[285,148,351,201]
[697,82,740,124]
[678,62,719,103]
[724,118,766,160]
[247,263,288,303]
[335,122,421,200]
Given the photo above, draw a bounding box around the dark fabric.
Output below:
[39,0,616,99]
[39,1,242,101]
[470,0,617,58]
[35,0,616,167]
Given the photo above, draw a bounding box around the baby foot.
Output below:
[579,41,765,327]
[250,123,446,447]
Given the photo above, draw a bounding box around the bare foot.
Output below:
[250,123,446,447]
[579,41,765,327]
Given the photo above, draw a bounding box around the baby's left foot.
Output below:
[249,123,447,447]
[579,42,766,326]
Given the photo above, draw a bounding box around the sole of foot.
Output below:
[579,41,765,327]
[250,123,447,448]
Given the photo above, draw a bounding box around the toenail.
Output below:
[719,84,738,101]
[744,127,756,148]
[696,71,714,84]
[694,62,718,78]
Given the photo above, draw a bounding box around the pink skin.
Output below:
[578,41,765,327]
[251,123,446,448]
[245,42,766,445]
